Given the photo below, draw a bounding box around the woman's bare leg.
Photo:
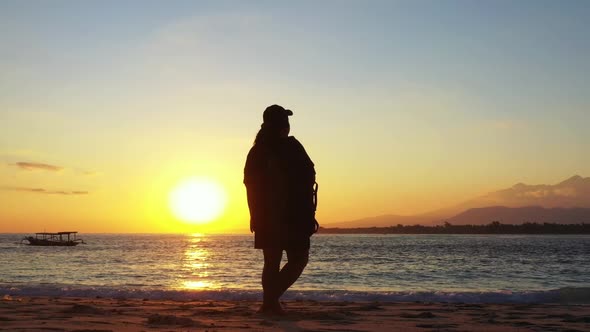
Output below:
[277,249,309,299]
[260,248,283,313]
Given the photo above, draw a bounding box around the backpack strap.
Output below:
[313,181,320,233]
[313,182,319,211]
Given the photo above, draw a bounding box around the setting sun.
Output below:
[169,178,227,224]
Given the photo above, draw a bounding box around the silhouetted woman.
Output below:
[244,104,317,315]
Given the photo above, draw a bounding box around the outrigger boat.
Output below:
[21,232,84,246]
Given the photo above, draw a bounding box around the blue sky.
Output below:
[1,1,589,230]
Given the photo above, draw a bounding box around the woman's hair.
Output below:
[254,122,288,146]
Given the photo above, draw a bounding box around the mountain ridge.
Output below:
[445,206,590,225]
[325,175,590,228]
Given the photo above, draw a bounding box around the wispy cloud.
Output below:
[517,188,578,198]
[12,162,63,172]
[1,186,88,195]
[81,170,101,177]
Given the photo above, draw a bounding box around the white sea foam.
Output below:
[2,284,589,304]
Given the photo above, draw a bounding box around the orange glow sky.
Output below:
[1,1,589,233]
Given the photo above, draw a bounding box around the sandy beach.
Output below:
[0,296,588,332]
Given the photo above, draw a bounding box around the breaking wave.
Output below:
[2,284,589,304]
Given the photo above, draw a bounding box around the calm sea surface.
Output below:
[1,234,589,303]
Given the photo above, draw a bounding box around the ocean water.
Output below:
[1,234,589,304]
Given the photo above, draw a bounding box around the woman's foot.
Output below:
[257,301,286,316]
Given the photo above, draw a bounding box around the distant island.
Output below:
[321,176,590,234]
[318,222,590,234]
[328,176,590,229]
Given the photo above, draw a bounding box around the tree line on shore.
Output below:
[318,221,590,234]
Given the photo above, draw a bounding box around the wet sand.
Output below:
[1,295,589,331]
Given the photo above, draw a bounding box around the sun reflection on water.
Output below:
[183,280,215,289]
[179,233,219,290]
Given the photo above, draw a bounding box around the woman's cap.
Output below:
[263,104,293,126]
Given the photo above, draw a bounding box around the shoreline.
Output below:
[1,296,589,331]
[3,285,590,305]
